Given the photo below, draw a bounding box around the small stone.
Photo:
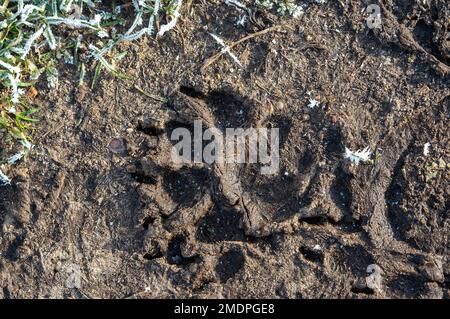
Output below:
[366,264,383,292]
[109,138,127,154]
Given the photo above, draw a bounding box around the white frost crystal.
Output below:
[8,152,25,164]
[308,98,320,108]
[158,0,183,37]
[225,0,247,10]
[0,168,11,185]
[423,142,431,156]
[255,0,303,17]
[344,146,372,165]
[307,91,320,108]
[209,33,243,67]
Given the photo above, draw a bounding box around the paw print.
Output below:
[129,85,351,266]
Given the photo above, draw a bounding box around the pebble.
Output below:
[109,138,127,154]
[366,264,383,292]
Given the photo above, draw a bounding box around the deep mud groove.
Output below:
[330,168,353,219]
[351,285,375,295]
[4,233,26,262]
[299,246,324,264]
[375,0,450,75]
[385,142,416,244]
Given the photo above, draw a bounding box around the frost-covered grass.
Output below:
[0,0,183,184]
[344,146,372,165]
[0,0,314,185]
[255,0,304,17]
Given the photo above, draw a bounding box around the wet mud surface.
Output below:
[0,0,449,298]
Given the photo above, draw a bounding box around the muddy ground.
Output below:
[0,0,449,298]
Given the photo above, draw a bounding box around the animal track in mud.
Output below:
[132,88,276,241]
[129,85,361,270]
[375,1,450,75]
[128,87,349,262]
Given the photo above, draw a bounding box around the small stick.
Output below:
[201,25,281,72]
[135,85,168,103]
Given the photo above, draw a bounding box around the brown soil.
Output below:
[0,0,449,299]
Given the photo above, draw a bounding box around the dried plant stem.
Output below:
[201,25,281,72]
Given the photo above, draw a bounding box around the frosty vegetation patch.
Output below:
[0,0,319,184]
